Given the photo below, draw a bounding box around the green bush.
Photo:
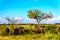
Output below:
[44,25,58,34]
[0,26,10,36]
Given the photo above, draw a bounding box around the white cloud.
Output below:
[15,17,22,21]
[42,16,60,24]
[57,16,60,19]
[26,18,37,23]
[0,16,60,24]
[25,16,60,24]
[0,17,8,24]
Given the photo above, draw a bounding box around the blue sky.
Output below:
[0,0,60,24]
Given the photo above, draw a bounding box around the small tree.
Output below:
[5,17,18,34]
[27,9,53,27]
[5,17,18,24]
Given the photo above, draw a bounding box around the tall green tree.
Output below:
[27,9,53,27]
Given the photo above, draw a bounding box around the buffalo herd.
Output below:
[4,25,60,35]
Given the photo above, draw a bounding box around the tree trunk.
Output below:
[36,19,40,28]
[37,22,39,27]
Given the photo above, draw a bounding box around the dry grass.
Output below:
[0,24,60,40]
[0,33,60,40]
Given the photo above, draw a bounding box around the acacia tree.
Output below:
[27,9,53,27]
[5,17,18,24]
[5,17,18,29]
[5,17,18,27]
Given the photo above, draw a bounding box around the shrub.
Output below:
[44,25,58,34]
[0,26,10,36]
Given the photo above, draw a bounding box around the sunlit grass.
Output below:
[0,33,60,40]
[0,24,60,40]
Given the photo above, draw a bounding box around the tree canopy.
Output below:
[27,9,53,24]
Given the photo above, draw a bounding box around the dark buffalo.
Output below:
[33,25,45,34]
[19,27,24,34]
[14,28,19,35]
[56,25,60,30]
[4,27,10,35]
[14,25,24,35]
[24,29,30,34]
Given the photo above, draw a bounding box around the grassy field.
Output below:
[0,33,60,40]
[0,24,60,40]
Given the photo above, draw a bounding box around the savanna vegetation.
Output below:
[0,9,60,40]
